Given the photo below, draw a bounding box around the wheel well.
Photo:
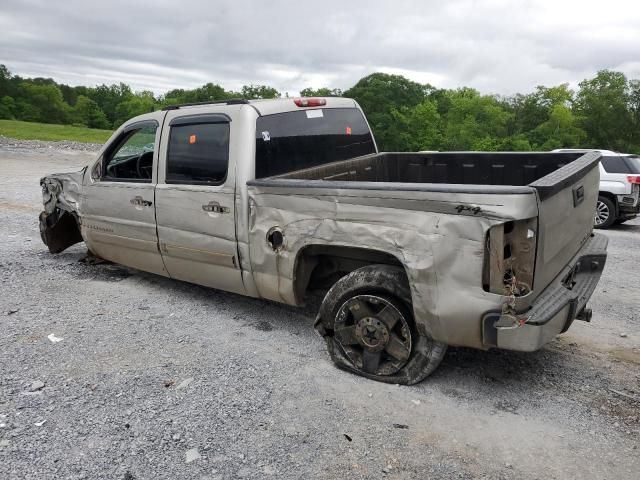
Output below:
[293,245,406,304]
[598,191,618,215]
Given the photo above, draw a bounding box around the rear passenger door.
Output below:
[155,111,244,294]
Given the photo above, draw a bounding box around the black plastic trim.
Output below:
[165,179,226,186]
[162,99,249,110]
[530,151,602,200]
[169,113,231,126]
[123,119,158,133]
[247,178,535,195]
[99,177,153,184]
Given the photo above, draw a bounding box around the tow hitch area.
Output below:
[482,233,607,351]
[576,307,592,322]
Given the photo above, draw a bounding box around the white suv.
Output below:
[553,149,640,228]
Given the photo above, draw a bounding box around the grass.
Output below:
[0,119,113,144]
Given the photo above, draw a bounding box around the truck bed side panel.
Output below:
[247,184,538,348]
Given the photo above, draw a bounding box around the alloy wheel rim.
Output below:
[334,295,412,376]
[595,200,610,225]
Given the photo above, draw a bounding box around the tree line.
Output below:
[1,64,638,153]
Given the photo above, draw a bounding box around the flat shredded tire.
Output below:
[315,265,447,385]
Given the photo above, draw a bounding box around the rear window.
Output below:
[624,155,640,173]
[601,155,632,173]
[255,108,376,178]
[167,123,230,184]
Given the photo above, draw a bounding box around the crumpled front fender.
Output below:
[39,168,86,253]
[40,168,85,215]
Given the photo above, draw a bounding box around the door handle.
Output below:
[130,196,153,207]
[202,201,230,214]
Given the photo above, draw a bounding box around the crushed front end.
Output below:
[39,169,86,253]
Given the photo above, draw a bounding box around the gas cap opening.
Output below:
[267,227,284,251]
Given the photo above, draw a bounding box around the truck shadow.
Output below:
[608,223,640,232]
[53,248,619,400]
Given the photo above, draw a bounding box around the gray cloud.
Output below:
[1,0,639,95]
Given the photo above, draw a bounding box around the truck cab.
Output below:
[41,97,376,297]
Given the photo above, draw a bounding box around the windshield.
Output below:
[255,108,376,178]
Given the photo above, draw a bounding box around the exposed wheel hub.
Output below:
[356,317,389,351]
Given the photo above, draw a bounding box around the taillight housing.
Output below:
[627,175,640,184]
[294,98,326,107]
[483,218,537,297]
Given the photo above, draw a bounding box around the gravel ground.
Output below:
[0,140,638,480]
[0,135,104,152]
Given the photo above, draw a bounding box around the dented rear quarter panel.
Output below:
[246,181,540,349]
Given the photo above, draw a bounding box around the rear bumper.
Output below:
[482,233,608,352]
[618,204,640,217]
[617,185,640,215]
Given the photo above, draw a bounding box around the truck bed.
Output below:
[270,151,585,190]
[247,151,602,348]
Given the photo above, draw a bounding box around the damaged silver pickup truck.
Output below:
[40,97,608,384]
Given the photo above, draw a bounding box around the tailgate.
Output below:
[530,152,602,291]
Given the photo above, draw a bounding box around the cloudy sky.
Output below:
[2,0,639,96]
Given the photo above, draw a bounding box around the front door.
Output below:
[155,111,244,294]
[81,116,167,276]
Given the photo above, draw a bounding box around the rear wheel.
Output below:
[315,265,447,384]
[594,196,616,229]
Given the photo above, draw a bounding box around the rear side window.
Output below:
[167,123,230,184]
[601,156,632,173]
[255,108,376,178]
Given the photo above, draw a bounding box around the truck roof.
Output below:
[162,96,359,116]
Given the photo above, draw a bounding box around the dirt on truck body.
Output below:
[39,96,607,384]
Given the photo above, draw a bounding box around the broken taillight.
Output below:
[484,218,537,297]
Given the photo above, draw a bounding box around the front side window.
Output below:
[103,124,157,181]
[255,108,376,178]
[166,123,230,184]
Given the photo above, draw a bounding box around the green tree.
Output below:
[498,135,532,151]
[72,95,110,129]
[0,95,16,119]
[241,85,280,99]
[531,104,586,149]
[0,65,15,98]
[628,79,640,150]
[163,83,233,105]
[575,70,632,151]
[16,82,70,123]
[112,91,157,128]
[299,87,343,97]
[88,83,134,125]
[503,83,575,144]
[344,73,431,150]
[442,89,512,150]
[390,100,442,151]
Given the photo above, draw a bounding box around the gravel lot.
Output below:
[1,141,638,480]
